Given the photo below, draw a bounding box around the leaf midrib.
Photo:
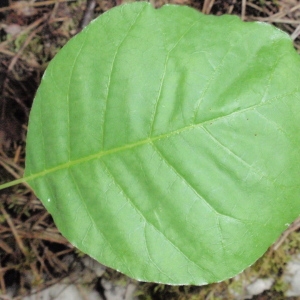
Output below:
[23,100,268,183]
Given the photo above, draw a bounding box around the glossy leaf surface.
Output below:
[25,2,300,285]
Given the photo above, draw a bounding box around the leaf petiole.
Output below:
[0,177,27,190]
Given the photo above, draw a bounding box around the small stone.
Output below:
[246,278,274,297]
[283,254,300,297]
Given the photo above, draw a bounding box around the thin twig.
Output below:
[80,0,96,30]
[272,218,300,251]
[0,157,31,189]
[0,207,28,257]
[202,0,215,14]
[0,48,15,56]
[241,0,246,21]
[291,24,300,41]
[0,270,6,296]
[251,17,300,25]
[246,2,264,13]
[0,0,76,12]
[265,3,300,20]
[0,156,24,173]
[32,211,49,228]
[0,239,13,254]
[18,229,69,245]
[31,242,53,279]
[227,0,236,14]
[0,158,21,179]
[13,145,22,164]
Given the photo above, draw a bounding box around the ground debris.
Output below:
[0,0,300,299]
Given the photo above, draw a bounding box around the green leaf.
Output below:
[23,2,300,285]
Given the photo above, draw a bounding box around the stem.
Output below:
[0,178,27,190]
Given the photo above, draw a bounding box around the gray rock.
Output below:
[102,279,137,300]
[22,284,103,300]
[245,278,274,298]
[284,254,300,297]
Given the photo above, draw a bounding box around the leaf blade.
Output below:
[25,2,300,284]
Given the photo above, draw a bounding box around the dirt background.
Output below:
[0,0,300,299]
